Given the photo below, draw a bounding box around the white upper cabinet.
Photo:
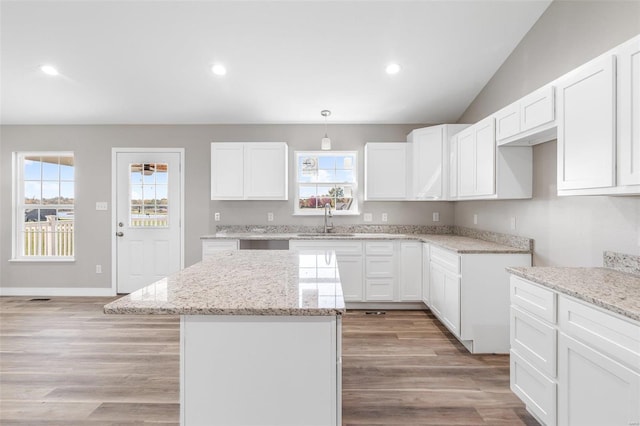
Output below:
[617,36,640,188]
[211,142,288,200]
[211,143,245,200]
[454,117,532,200]
[457,117,497,198]
[495,85,556,147]
[407,124,470,200]
[364,143,408,200]
[556,34,640,196]
[557,54,616,192]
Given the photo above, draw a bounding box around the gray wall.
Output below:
[0,123,453,289]
[456,0,640,266]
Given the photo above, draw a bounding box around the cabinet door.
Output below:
[617,37,640,186]
[474,118,496,196]
[211,143,244,199]
[520,85,555,133]
[449,136,458,199]
[558,333,640,426]
[421,244,430,306]
[429,263,445,317]
[495,102,520,141]
[557,55,616,190]
[442,270,461,337]
[412,127,444,199]
[364,143,407,200]
[399,242,422,301]
[457,128,476,197]
[337,255,363,302]
[244,143,288,200]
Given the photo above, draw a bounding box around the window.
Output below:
[129,163,169,227]
[14,152,75,259]
[295,151,358,215]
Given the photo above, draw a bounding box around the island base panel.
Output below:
[181,315,340,426]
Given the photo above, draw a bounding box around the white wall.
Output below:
[456,0,640,266]
[0,124,452,290]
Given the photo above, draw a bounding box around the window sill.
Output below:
[9,258,76,263]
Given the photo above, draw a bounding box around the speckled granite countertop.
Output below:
[507,267,640,322]
[202,233,530,254]
[104,250,345,316]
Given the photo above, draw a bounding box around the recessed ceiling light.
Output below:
[386,63,401,75]
[211,64,227,76]
[40,65,59,76]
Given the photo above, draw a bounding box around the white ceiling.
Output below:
[0,0,551,125]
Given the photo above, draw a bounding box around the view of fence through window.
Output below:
[21,153,75,257]
[130,163,169,227]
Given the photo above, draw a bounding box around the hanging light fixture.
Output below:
[321,110,331,150]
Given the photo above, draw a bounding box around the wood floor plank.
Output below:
[0,297,538,425]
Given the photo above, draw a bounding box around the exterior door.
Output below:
[115,150,182,294]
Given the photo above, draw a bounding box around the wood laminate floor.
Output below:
[0,297,538,425]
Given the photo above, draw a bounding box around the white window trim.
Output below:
[293,150,360,216]
[12,151,75,261]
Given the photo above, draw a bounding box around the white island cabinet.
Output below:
[105,250,344,426]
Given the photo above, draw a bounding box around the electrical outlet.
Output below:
[95,265,102,274]
[214,212,221,221]
[473,214,478,225]
[267,212,274,222]
[363,213,373,222]
[95,202,108,211]
[432,212,440,222]
[510,217,517,230]
[381,213,388,222]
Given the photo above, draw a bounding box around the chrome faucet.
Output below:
[323,203,334,233]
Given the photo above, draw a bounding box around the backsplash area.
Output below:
[604,251,640,276]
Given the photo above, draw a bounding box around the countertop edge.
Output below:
[506,267,640,323]
[104,307,346,316]
[201,234,531,254]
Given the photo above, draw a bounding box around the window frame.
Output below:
[293,150,359,216]
[12,151,76,261]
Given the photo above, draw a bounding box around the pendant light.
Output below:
[321,110,331,150]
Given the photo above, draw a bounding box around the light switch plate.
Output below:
[432,212,440,222]
[363,213,373,222]
[473,214,478,225]
[95,202,108,211]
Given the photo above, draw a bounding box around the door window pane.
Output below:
[129,163,169,227]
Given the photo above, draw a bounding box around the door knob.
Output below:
[116,232,124,237]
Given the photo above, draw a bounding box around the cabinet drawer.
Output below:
[365,257,394,278]
[510,350,557,426]
[510,276,556,323]
[559,295,640,371]
[202,240,239,257]
[365,241,394,256]
[511,305,557,378]
[429,246,460,274]
[365,279,394,301]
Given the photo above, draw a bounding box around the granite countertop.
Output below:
[507,266,640,322]
[104,250,345,316]
[202,232,531,254]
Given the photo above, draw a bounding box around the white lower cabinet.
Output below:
[509,275,640,426]
[398,242,422,301]
[558,332,640,426]
[430,247,531,353]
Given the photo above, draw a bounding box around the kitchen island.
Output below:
[104,250,345,426]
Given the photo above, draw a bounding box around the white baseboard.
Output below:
[0,287,116,297]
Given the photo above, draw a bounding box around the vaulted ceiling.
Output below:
[0,0,551,124]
